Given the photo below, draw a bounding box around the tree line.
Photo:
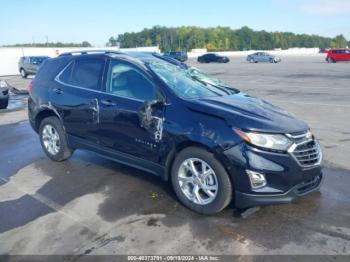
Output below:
[109,26,349,52]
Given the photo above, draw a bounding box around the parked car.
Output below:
[18,56,50,78]
[152,53,188,69]
[28,50,323,215]
[197,53,229,63]
[326,48,350,63]
[0,80,9,109]
[164,51,188,62]
[247,52,281,63]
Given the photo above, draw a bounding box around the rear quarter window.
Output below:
[35,57,71,83]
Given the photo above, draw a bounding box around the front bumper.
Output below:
[222,141,323,209]
[235,173,323,209]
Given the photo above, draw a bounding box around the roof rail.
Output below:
[58,50,123,57]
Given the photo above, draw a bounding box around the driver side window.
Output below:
[106,60,156,101]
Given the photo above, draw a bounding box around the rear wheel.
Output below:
[0,99,8,109]
[327,57,336,63]
[39,116,73,161]
[20,68,27,78]
[171,147,233,215]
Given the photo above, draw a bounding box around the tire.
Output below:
[20,68,27,78]
[327,57,336,63]
[0,99,9,109]
[39,116,73,162]
[249,58,255,63]
[171,147,233,215]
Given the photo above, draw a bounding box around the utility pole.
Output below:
[45,36,49,46]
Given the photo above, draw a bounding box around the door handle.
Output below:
[101,99,116,107]
[53,88,63,94]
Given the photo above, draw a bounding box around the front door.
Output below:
[98,59,164,163]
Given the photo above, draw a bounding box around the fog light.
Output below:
[246,170,267,189]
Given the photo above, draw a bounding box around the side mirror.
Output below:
[145,99,166,109]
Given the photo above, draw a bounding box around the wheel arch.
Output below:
[34,108,61,133]
[163,140,235,189]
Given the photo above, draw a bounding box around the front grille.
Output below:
[292,140,321,167]
[296,175,322,195]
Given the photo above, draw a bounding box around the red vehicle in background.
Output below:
[326,48,350,63]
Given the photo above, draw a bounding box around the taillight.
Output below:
[27,82,34,92]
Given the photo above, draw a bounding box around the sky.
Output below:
[1,0,350,46]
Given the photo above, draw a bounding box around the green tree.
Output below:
[112,26,345,52]
[330,35,348,48]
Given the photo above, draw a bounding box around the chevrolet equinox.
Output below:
[28,51,323,214]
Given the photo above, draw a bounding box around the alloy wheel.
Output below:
[42,124,61,155]
[177,158,218,205]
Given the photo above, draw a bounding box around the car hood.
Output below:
[184,93,308,134]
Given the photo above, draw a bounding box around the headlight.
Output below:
[234,129,293,151]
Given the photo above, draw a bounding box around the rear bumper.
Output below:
[235,173,323,209]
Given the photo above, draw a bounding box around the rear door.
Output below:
[51,56,106,143]
[262,53,270,62]
[333,50,342,61]
[23,57,33,73]
[29,57,40,73]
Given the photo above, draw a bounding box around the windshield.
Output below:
[148,61,238,99]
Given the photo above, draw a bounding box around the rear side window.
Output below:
[59,58,105,91]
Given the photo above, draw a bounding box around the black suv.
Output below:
[18,56,50,78]
[28,51,323,214]
[164,51,188,62]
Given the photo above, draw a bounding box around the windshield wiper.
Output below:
[189,75,224,96]
[216,84,240,95]
[188,73,239,95]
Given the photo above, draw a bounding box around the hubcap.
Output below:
[42,124,60,155]
[178,158,218,205]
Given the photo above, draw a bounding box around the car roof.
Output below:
[61,50,157,60]
[63,50,189,64]
[56,50,186,68]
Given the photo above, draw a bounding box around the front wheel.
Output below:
[171,147,233,215]
[0,99,9,109]
[39,116,73,162]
